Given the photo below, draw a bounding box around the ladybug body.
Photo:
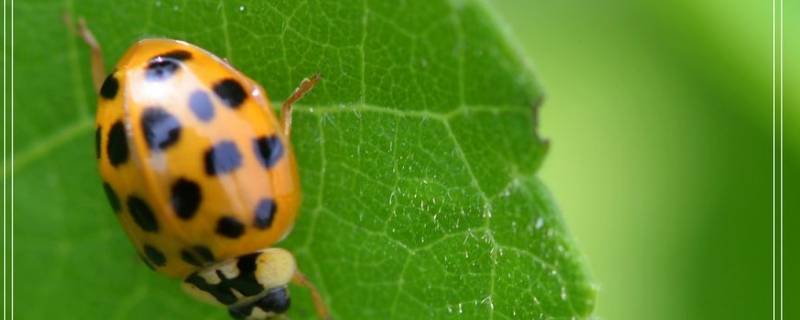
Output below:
[80,20,327,320]
[97,39,299,278]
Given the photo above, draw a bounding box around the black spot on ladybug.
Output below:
[99,73,119,99]
[127,196,159,232]
[180,249,201,267]
[253,135,284,169]
[193,245,214,262]
[205,141,242,175]
[138,253,156,270]
[107,120,129,167]
[181,245,215,267]
[145,57,181,81]
[142,107,182,151]
[189,90,215,122]
[171,178,201,220]
[216,216,245,238]
[143,244,166,267]
[158,50,192,61]
[95,126,101,159]
[254,199,277,229]
[102,182,120,213]
[213,79,247,108]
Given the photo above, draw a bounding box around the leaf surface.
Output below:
[13,0,594,318]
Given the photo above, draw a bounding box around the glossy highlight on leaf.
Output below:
[14,0,594,319]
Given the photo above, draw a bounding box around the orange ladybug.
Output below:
[78,19,329,320]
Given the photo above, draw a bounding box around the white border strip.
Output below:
[9,0,12,317]
[2,0,7,315]
[778,0,784,317]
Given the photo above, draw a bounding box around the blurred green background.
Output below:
[492,0,796,319]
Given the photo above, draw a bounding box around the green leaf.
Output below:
[13,0,594,319]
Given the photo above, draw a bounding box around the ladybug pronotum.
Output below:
[78,19,329,320]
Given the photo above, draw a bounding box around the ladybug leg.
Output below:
[74,18,107,93]
[292,270,332,320]
[281,74,320,138]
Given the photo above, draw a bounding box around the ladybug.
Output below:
[77,19,329,320]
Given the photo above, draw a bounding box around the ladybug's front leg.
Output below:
[75,18,107,92]
[280,74,321,138]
